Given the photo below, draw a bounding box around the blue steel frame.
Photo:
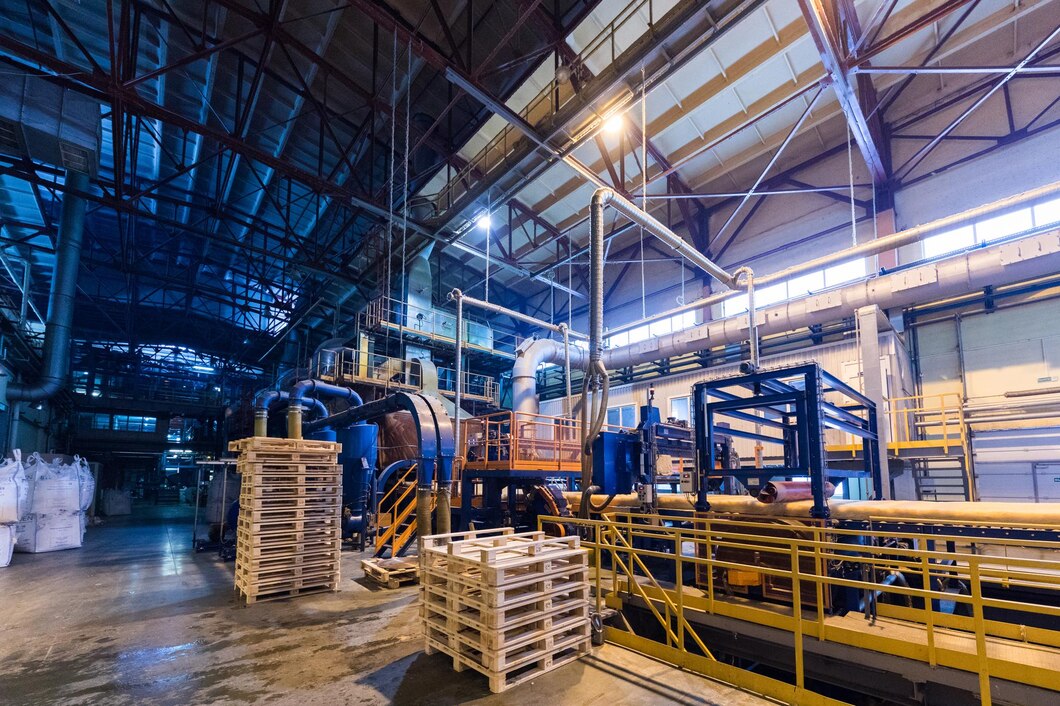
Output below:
[458,469,582,531]
[692,363,882,518]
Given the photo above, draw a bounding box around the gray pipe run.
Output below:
[593,188,740,292]
[511,229,1060,409]
[605,180,1060,339]
[288,380,364,440]
[453,291,589,340]
[252,389,328,437]
[8,171,89,402]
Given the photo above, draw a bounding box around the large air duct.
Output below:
[604,229,1060,370]
[510,228,1060,405]
[252,389,327,437]
[8,171,89,402]
[287,380,363,439]
[604,180,1060,338]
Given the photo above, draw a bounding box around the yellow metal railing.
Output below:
[829,392,967,456]
[375,463,421,557]
[544,511,1060,706]
[461,411,629,473]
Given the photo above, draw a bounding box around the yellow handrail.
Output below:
[544,511,1060,706]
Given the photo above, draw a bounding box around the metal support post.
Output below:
[856,306,892,499]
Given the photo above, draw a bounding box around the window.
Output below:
[608,331,629,348]
[627,326,649,344]
[672,311,695,331]
[974,208,1032,244]
[669,396,691,423]
[923,225,974,259]
[787,270,824,297]
[111,415,157,433]
[607,404,636,428]
[648,319,671,337]
[824,259,866,287]
[722,293,749,318]
[755,282,787,308]
[1033,197,1060,227]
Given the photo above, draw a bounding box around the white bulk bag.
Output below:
[0,449,26,523]
[0,524,14,567]
[14,512,82,553]
[23,453,80,516]
[74,456,95,512]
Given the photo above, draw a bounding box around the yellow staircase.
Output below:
[374,463,431,558]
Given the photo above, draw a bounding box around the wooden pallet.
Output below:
[424,628,590,693]
[418,529,591,693]
[229,437,343,452]
[362,557,420,589]
[235,575,340,604]
[237,537,341,559]
[233,437,342,604]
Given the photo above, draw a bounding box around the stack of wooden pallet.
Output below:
[230,437,343,604]
[420,528,591,693]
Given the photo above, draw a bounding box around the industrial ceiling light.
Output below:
[475,213,492,230]
[603,113,624,135]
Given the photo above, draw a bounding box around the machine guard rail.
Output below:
[540,511,1060,706]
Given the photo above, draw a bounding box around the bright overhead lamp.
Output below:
[475,213,492,230]
[603,113,624,135]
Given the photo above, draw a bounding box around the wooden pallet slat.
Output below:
[419,530,591,693]
[233,437,343,605]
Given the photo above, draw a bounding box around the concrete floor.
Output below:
[0,504,773,705]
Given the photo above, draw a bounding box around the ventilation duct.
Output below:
[7,171,89,402]
[0,76,100,176]
[511,229,1060,405]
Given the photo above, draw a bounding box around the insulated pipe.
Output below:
[288,380,364,439]
[514,228,1060,407]
[8,171,89,402]
[511,338,572,414]
[605,180,1060,338]
[595,188,739,290]
[604,229,1060,370]
[562,492,1060,524]
[252,390,327,437]
[452,291,588,340]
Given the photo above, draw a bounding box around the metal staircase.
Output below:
[374,463,429,558]
[913,457,971,501]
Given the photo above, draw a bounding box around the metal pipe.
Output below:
[452,289,464,495]
[8,170,89,402]
[561,323,573,418]
[288,379,364,439]
[734,267,759,369]
[604,180,1060,339]
[965,412,1060,425]
[563,492,1060,524]
[452,291,589,340]
[253,389,327,437]
[964,399,1060,413]
[596,188,739,289]
[604,229,1060,370]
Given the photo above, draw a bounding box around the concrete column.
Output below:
[857,305,892,499]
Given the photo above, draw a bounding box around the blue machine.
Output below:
[692,363,882,518]
[337,423,379,547]
[591,431,637,496]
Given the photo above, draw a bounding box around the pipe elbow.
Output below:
[253,389,284,411]
[591,188,614,207]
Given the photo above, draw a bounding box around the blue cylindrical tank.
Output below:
[306,427,337,442]
[337,423,378,518]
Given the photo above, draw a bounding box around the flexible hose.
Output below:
[435,484,451,535]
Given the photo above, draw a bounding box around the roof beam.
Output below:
[798,0,889,184]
